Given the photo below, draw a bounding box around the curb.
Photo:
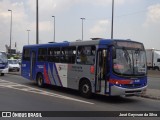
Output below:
[148,75,160,78]
[140,95,160,100]
[7,72,20,76]
[139,88,160,101]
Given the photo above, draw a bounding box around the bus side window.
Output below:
[48,48,60,63]
[48,48,54,62]
[77,46,87,64]
[38,48,47,62]
[61,48,66,63]
[77,46,95,65]
[61,47,76,64]
[23,49,30,61]
[54,48,60,63]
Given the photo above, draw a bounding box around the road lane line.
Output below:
[0,79,94,105]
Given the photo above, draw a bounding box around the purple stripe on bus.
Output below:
[53,63,63,87]
[48,63,57,85]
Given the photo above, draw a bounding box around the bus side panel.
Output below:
[21,61,31,80]
[55,63,68,87]
[47,63,57,85]
[41,63,67,87]
[41,63,95,92]
[36,62,51,85]
[67,64,95,92]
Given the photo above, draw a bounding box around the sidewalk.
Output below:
[148,70,160,78]
[141,89,160,100]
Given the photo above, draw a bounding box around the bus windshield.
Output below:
[0,52,8,63]
[113,48,147,76]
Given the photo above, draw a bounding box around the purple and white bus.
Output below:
[21,39,147,98]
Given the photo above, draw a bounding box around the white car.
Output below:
[8,59,20,72]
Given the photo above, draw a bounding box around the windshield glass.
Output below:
[113,48,147,76]
[0,52,8,63]
[8,60,18,64]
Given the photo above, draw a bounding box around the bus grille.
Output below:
[123,84,142,88]
[125,90,142,94]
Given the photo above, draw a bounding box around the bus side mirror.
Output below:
[112,47,116,59]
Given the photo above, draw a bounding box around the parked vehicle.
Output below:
[8,59,20,72]
[146,49,160,70]
[17,59,21,65]
[0,52,8,76]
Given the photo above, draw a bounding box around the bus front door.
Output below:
[96,49,109,94]
[30,51,36,80]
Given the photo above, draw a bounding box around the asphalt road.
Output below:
[147,70,160,90]
[0,74,160,119]
[148,77,160,90]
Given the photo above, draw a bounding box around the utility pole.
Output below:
[36,0,39,44]
[27,30,31,45]
[80,18,85,41]
[52,16,55,42]
[8,9,12,50]
[111,0,114,39]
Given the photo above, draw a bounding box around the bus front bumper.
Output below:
[110,85,147,96]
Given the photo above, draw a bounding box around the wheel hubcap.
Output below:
[82,84,89,93]
[38,77,42,86]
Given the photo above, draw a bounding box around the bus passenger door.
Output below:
[30,51,36,80]
[95,49,108,94]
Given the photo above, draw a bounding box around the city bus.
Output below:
[0,51,8,76]
[21,39,147,98]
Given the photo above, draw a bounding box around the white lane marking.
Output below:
[0,79,94,105]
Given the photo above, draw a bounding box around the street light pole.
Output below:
[80,18,85,41]
[52,16,55,42]
[111,0,114,39]
[36,0,39,44]
[8,9,12,50]
[27,30,31,45]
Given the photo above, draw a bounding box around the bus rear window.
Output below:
[23,49,30,61]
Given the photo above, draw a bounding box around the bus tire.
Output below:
[36,73,44,87]
[1,73,4,76]
[79,80,92,98]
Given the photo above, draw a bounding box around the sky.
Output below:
[0,0,160,52]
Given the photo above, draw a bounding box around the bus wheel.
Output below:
[79,80,92,98]
[36,73,44,87]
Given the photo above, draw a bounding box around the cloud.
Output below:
[27,0,128,14]
[39,21,52,32]
[144,4,160,26]
[0,0,30,51]
[77,0,126,6]
[27,0,77,14]
[0,0,151,52]
[90,20,110,37]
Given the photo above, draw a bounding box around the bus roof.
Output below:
[23,39,143,48]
